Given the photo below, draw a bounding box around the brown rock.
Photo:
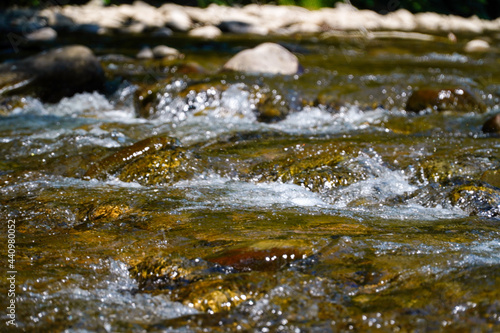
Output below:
[406,88,484,113]
[482,114,500,134]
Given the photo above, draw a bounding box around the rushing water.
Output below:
[1,32,500,332]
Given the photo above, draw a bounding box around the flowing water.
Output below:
[1,32,500,332]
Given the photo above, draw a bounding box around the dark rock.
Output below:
[406,88,484,113]
[482,113,500,134]
[222,42,301,75]
[449,182,500,217]
[0,45,105,103]
[218,21,267,35]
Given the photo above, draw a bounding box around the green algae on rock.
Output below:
[83,136,181,181]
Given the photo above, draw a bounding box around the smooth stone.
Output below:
[136,46,154,59]
[405,88,484,113]
[482,114,500,133]
[152,45,180,59]
[160,4,192,32]
[0,45,105,103]
[25,27,57,42]
[464,39,490,53]
[188,25,222,39]
[222,42,301,75]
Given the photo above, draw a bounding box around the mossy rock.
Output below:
[249,143,362,190]
[129,256,213,291]
[406,88,485,113]
[255,89,290,123]
[175,278,247,313]
[0,95,26,116]
[83,136,191,185]
[449,182,500,217]
[134,82,164,119]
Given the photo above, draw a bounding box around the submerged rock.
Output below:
[256,89,290,123]
[130,256,213,290]
[405,88,484,113]
[222,42,301,75]
[481,169,500,189]
[206,240,311,272]
[482,114,500,134]
[0,45,105,103]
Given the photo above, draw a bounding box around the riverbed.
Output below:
[0,27,499,332]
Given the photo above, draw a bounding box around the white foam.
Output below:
[173,174,328,210]
[271,105,387,135]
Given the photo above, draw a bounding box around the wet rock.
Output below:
[117,147,190,185]
[83,136,182,182]
[256,90,290,123]
[25,27,57,42]
[0,45,105,103]
[449,182,500,217]
[130,256,213,290]
[464,39,490,53]
[481,170,500,189]
[482,113,500,134]
[134,83,161,118]
[250,143,360,190]
[405,88,484,113]
[416,157,481,184]
[152,45,180,59]
[136,46,154,59]
[222,42,301,75]
[188,25,222,39]
[206,240,311,272]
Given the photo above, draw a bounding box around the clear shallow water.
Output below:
[1,34,500,332]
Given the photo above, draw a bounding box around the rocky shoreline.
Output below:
[1,1,500,44]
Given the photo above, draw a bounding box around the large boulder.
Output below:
[222,42,301,75]
[0,45,105,103]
